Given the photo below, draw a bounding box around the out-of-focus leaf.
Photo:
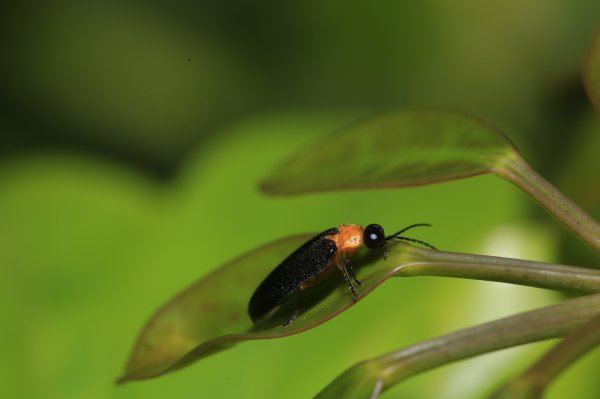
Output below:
[584,27,600,114]
[316,293,600,399]
[490,314,600,399]
[117,231,600,383]
[261,109,517,195]
[556,112,600,267]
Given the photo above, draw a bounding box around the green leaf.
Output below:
[584,28,600,114]
[261,108,600,255]
[117,232,600,383]
[117,235,311,383]
[261,109,517,195]
[118,236,421,383]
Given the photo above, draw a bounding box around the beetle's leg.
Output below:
[282,293,301,328]
[344,257,362,286]
[282,310,299,328]
[337,257,358,299]
[341,268,357,299]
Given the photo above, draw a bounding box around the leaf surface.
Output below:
[261,109,517,195]
[118,235,416,383]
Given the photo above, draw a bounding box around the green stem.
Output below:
[316,293,600,399]
[490,313,600,399]
[395,245,600,294]
[497,154,600,255]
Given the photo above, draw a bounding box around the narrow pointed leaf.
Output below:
[261,109,517,195]
[118,234,600,383]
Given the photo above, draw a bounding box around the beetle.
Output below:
[247,223,435,324]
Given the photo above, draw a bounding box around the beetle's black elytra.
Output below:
[248,227,339,322]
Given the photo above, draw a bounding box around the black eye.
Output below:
[363,224,386,249]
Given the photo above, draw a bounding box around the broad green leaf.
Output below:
[584,28,600,114]
[117,233,600,383]
[261,109,517,195]
[261,108,600,255]
[118,236,425,383]
[118,235,310,383]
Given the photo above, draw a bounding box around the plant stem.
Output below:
[497,154,600,255]
[395,245,600,294]
[317,293,600,399]
[489,313,600,399]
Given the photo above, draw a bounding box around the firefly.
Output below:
[247,223,435,323]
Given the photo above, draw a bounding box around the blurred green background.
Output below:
[1,1,600,398]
